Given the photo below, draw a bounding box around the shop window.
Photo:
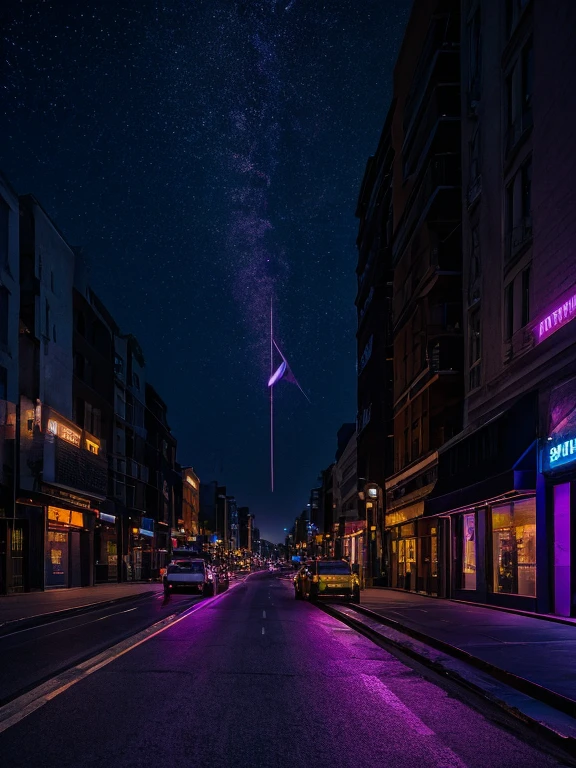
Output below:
[462,513,476,590]
[492,499,536,596]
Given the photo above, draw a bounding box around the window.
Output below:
[521,158,532,221]
[470,225,481,282]
[462,512,476,590]
[492,499,536,596]
[505,282,514,339]
[132,372,140,389]
[521,268,530,327]
[469,308,481,390]
[468,9,481,94]
[114,355,124,376]
[506,0,531,39]
[505,159,532,261]
[0,286,8,345]
[505,41,533,155]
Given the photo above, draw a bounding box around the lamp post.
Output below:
[358,481,381,589]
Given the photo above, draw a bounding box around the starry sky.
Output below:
[1,0,410,542]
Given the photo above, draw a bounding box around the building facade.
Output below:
[0,174,20,593]
[426,0,576,615]
[377,0,464,597]
[17,195,107,590]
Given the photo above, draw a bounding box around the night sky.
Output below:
[1,0,410,542]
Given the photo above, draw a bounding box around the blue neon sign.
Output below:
[544,435,576,472]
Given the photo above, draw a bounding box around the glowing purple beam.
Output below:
[268,360,287,387]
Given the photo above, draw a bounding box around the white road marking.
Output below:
[0,581,241,735]
[262,610,266,619]
[361,674,434,736]
[262,627,265,635]
[2,607,140,643]
[361,675,468,768]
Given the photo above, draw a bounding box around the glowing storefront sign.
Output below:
[535,292,576,344]
[47,418,81,447]
[547,436,576,471]
[48,506,84,527]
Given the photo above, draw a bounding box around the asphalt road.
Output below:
[0,590,202,705]
[0,571,572,768]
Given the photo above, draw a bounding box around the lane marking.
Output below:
[262,610,266,619]
[0,581,243,734]
[360,675,468,768]
[1,607,141,644]
[262,627,265,635]
[361,674,434,736]
[0,597,157,640]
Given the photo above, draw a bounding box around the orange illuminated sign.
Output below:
[48,506,84,527]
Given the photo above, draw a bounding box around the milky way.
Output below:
[0,0,411,539]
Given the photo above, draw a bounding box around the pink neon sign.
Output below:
[535,292,576,343]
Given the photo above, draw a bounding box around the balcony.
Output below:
[403,14,459,136]
[403,84,460,178]
[504,108,533,159]
[393,154,461,265]
[505,215,533,262]
[428,303,462,338]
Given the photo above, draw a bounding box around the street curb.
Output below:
[349,603,576,718]
[370,587,576,628]
[320,602,576,756]
[0,590,159,637]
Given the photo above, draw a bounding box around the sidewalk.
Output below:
[360,588,576,706]
[0,583,163,629]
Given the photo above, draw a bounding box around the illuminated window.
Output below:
[461,513,476,590]
[492,499,536,597]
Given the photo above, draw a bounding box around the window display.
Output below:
[492,499,536,596]
[462,512,476,590]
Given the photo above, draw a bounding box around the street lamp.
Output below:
[358,481,381,589]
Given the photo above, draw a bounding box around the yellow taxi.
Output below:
[294,559,360,603]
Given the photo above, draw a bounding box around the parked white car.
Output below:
[163,559,217,597]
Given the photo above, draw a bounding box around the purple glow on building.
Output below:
[534,291,576,343]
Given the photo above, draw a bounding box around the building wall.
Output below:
[19,195,75,419]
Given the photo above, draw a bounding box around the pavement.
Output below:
[0,572,571,768]
[358,588,576,705]
[0,582,162,631]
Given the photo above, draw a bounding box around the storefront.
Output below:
[449,494,537,606]
[94,511,119,583]
[388,517,440,595]
[540,385,576,617]
[426,393,541,611]
[44,505,92,588]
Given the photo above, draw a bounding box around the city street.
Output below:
[0,590,202,705]
[0,572,572,768]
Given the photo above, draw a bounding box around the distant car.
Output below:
[163,559,217,597]
[294,560,360,603]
